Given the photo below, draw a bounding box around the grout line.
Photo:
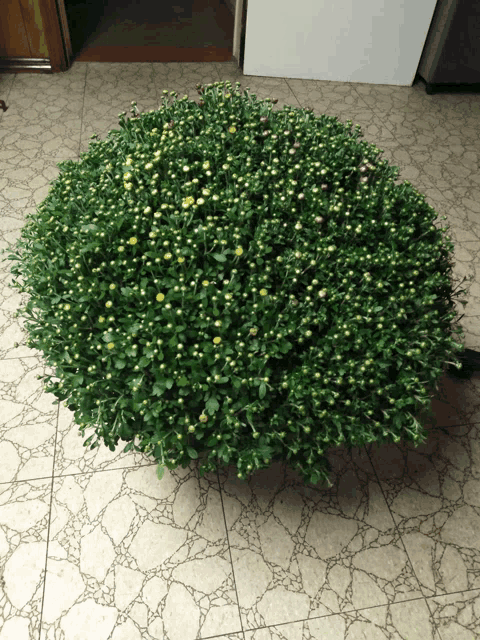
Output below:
[0,460,157,488]
[37,400,59,640]
[76,62,90,159]
[216,466,246,639]
[363,441,440,611]
[232,591,432,636]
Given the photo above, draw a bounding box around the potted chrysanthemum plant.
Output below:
[5,80,467,486]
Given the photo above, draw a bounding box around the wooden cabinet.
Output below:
[0,0,68,72]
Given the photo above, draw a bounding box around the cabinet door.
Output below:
[0,0,31,57]
[20,0,49,57]
[0,0,48,58]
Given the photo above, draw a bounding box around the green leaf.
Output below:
[206,396,220,415]
[279,341,293,354]
[115,359,126,369]
[123,442,134,453]
[259,382,267,399]
[212,253,226,262]
[72,373,84,386]
[127,323,142,335]
[152,382,166,395]
[187,446,198,459]
[165,379,174,389]
[177,376,189,387]
[156,464,165,480]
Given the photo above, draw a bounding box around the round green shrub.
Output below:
[7,81,466,485]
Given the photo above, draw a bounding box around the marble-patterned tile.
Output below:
[220,448,423,631]
[0,73,15,114]
[0,357,57,483]
[212,63,301,112]
[423,372,480,429]
[86,62,156,87]
[79,100,159,155]
[353,79,480,133]
[462,316,480,351]
[368,420,480,597]
[350,104,480,189]
[432,185,480,230]
[153,61,222,99]
[227,75,301,112]
[1,63,87,124]
[0,155,68,220]
[54,403,155,476]
[79,62,159,154]
[0,478,51,640]
[0,114,80,161]
[41,465,241,640]
[244,598,441,640]
[426,589,480,640]
[265,81,441,200]
[286,78,371,119]
[84,63,158,104]
[215,60,243,79]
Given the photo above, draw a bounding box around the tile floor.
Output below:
[0,61,480,640]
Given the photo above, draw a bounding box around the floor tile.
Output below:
[368,421,480,597]
[220,449,422,631]
[213,68,302,112]
[0,357,57,483]
[461,317,480,351]
[0,115,81,162]
[0,72,15,104]
[79,62,159,153]
[263,80,442,199]
[84,62,158,101]
[41,465,241,640]
[153,61,221,89]
[0,155,67,220]
[426,589,480,640]
[79,99,159,154]
[2,64,87,123]
[422,373,480,429]
[0,478,51,640]
[357,108,480,190]
[286,78,371,119]
[244,598,441,640]
[54,403,153,476]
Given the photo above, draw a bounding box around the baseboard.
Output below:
[0,57,52,73]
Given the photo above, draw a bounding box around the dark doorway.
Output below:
[64,0,234,62]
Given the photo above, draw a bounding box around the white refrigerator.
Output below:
[242,0,439,86]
